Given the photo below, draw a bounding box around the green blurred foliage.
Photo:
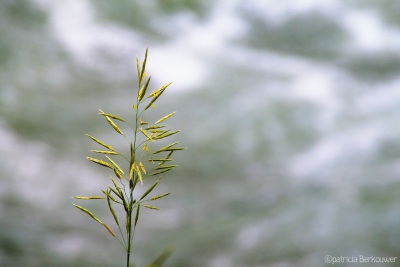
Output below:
[1,1,400,267]
[241,12,348,60]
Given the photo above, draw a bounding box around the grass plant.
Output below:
[72,49,185,267]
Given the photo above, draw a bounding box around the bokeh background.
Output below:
[1,0,400,266]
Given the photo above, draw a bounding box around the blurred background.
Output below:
[1,0,400,266]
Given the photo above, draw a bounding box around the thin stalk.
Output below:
[126,203,133,267]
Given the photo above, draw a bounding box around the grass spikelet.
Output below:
[73,204,103,225]
[102,189,121,204]
[139,118,148,125]
[136,57,141,83]
[156,142,179,152]
[155,151,175,166]
[150,193,171,201]
[154,165,177,170]
[143,143,149,151]
[153,142,186,154]
[143,204,160,210]
[73,196,105,200]
[87,134,114,151]
[140,180,159,200]
[86,157,113,169]
[144,125,166,130]
[155,111,176,125]
[136,164,143,184]
[147,158,173,163]
[134,203,140,227]
[153,130,180,140]
[91,150,119,155]
[129,163,135,181]
[106,156,124,175]
[98,109,125,122]
[139,48,148,85]
[147,82,171,98]
[108,186,124,202]
[144,82,171,111]
[139,162,147,174]
[105,116,124,136]
[103,223,116,238]
[106,193,119,226]
[149,168,173,176]
[114,168,123,179]
[140,128,153,141]
[138,76,151,102]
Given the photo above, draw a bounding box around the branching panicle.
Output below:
[72,49,185,267]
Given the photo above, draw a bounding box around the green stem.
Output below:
[126,251,130,267]
[126,82,142,267]
[126,195,132,267]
